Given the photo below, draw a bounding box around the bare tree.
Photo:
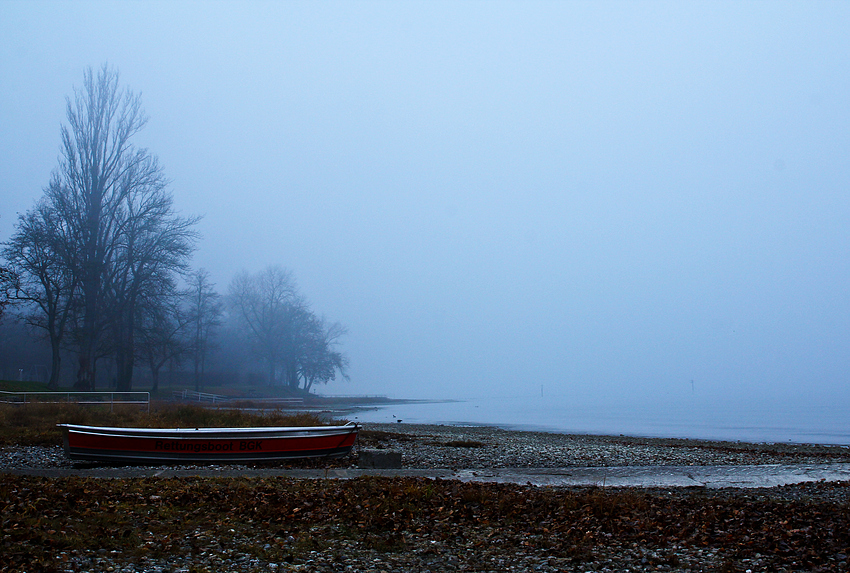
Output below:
[2,202,79,388]
[0,266,13,324]
[137,286,188,394]
[228,266,302,387]
[229,266,348,391]
[300,317,349,393]
[185,268,222,392]
[0,214,16,324]
[5,64,198,390]
[103,173,199,391]
[46,64,153,389]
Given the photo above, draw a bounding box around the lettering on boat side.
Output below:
[151,440,263,453]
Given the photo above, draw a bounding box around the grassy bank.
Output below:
[0,402,337,447]
[0,380,52,392]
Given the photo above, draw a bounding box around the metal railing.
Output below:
[234,398,304,404]
[172,389,229,403]
[313,394,389,399]
[171,390,303,406]
[0,391,150,412]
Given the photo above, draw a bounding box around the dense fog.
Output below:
[2,2,849,410]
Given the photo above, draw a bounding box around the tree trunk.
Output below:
[91,358,98,391]
[200,352,206,392]
[79,176,103,393]
[151,363,161,394]
[48,337,61,389]
[285,362,299,389]
[115,305,135,392]
[74,354,89,391]
[79,322,97,391]
[267,361,276,387]
[116,354,134,391]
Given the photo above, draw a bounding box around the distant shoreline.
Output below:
[338,394,850,447]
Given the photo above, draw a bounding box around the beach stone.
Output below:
[358,448,402,469]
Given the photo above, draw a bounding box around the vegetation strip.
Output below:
[0,403,337,448]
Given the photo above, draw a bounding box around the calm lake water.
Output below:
[350,393,850,445]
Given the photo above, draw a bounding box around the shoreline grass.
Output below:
[0,402,337,447]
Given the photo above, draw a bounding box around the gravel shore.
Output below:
[359,423,850,468]
[4,422,850,473]
[4,424,850,573]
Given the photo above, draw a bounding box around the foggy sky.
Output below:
[2,1,849,404]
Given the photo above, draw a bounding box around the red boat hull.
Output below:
[58,423,359,464]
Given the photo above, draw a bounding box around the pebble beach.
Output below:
[6,423,850,473]
[4,424,850,572]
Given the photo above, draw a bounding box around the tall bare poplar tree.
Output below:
[4,64,198,390]
[51,65,154,389]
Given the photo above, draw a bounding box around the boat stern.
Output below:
[56,424,71,457]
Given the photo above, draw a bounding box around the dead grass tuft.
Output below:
[0,402,334,447]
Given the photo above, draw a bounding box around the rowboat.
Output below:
[57,422,360,464]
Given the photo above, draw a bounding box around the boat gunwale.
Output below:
[58,422,360,463]
[57,422,359,440]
